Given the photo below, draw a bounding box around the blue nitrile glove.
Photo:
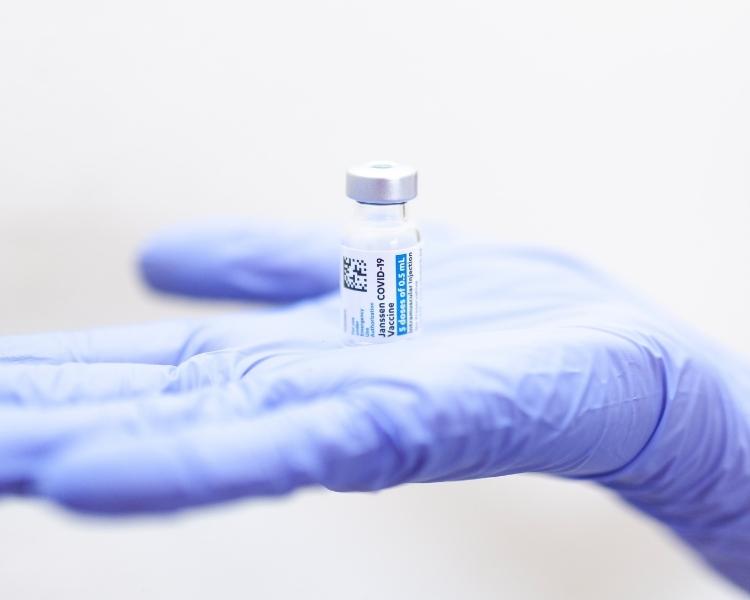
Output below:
[1,220,749,590]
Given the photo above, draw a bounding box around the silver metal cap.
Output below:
[346,161,418,204]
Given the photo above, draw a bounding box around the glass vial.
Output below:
[341,161,422,344]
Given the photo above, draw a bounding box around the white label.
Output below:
[341,244,422,342]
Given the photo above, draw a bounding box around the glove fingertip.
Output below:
[137,218,339,302]
[36,437,188,514]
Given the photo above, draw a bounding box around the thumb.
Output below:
[139,218,339,302]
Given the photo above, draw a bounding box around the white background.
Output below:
[1,1,749,598]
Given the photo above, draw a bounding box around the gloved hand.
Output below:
[1,220,749,590]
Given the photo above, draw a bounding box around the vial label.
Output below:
[341,244,422,343]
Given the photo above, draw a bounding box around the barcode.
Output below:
[343,257,367,292]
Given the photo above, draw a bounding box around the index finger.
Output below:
[0,319,204,366]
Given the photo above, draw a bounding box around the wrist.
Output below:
[595,356,750,590]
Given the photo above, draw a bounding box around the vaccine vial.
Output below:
[341,161,422,344]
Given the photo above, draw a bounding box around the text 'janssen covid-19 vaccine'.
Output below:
[341,161,422,345]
